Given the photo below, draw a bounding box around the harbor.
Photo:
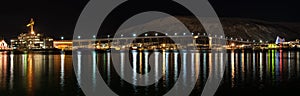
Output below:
[0,19,299,96]
[1,19,300,52]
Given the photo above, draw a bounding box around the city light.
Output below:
[193,36,199,39]
[231,43,235,47]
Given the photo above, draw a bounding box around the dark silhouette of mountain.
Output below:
[119,16,299,42]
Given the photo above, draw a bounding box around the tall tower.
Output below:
[26,18,35,34]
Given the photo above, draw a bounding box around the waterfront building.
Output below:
[0,40,8,49]
[53,40,73,50]
[10,18,54,50]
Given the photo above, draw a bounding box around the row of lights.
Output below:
[73,33,206,39]
[72,33,268,43]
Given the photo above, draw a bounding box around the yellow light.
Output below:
[161,43,166,47]
[193,36,199,39]
[231,43,235,47]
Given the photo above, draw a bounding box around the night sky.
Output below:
[0,0,299,41]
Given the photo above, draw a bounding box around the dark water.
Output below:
[0,50,299,95]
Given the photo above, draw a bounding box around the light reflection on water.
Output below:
[0,50,299,95]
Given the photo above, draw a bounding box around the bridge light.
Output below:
[174,33,177,36]
[183,33,186,36]
[133,33,136,37]
[93,35,96,39]
[145,34,148,36]
[61,36,64,40]
[77,36,81,39]
[121,34,124,37]
[165,33,168,36]
[155,33,158,36]
[107,35,110,38]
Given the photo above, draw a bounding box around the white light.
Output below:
[107,35,110,38]
[133,34,136,37]
[165,33,168,36]
[121,34,124,37]
[145,34,148,36]
[183,33,186,36]
[61,36,64,40]
[77,36,81,39]
[155,33,158,36]
[174,33,177,36]
[93,35,96,39]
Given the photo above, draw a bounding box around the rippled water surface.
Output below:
[0,50,299,95]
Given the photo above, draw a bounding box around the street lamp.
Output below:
[61,36,64,40]
[77,36,81,39]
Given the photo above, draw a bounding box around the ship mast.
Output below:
[26,18,35,34]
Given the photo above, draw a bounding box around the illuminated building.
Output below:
[53,40,73,50]
[10,18,54,50]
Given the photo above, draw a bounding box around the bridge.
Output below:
[72,33,258,51]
